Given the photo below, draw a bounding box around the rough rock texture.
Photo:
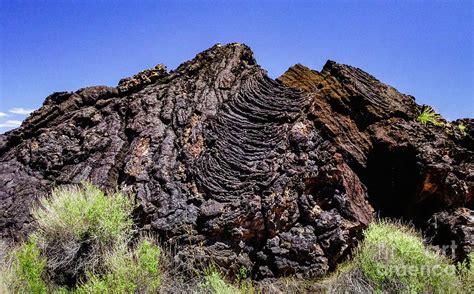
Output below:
[0,43,472,278]
[279,63,473,224]
[426,208,474,262]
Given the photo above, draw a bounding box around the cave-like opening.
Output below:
[364,143,423,223]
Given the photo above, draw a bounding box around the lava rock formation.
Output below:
[0,43,472,279]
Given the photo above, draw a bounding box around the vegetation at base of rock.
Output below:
[357,221,458,292]
[0,210,474,294]
[416,105,442,126]
[6,239,48,293]
[458,252,474,292]
[184,222,474,293]
[322,221,473,292]
[32,182,135,284]
[76,238,161,293]
[200,266,258,294]
[201,268,240,294]
[33,182,134,244]
[0,184,161,293]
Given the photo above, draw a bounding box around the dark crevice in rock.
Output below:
[364,143,422,222]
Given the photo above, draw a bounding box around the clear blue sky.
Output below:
[1,0,473,131]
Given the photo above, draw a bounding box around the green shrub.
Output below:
[32,182,135,284]
[458,252,474,292]
[0,184,164,293]
[458,122,468,136]
[319,221,474,293]
[3,239,49,294]
[135,238,162,290]
[199,266,260,294]
[236,266,249,282]
[76,237,162,293]
[355,221,461,292]
[416,105,442,126]
[14,240,48,293]
[78,246,138,293]
[201,267,240,294]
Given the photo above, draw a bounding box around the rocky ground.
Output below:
[0,43,472,279]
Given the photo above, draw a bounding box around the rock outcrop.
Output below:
[280,63,473,219]
[0,43,472,278]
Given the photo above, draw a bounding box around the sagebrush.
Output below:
[32,182,135,285]
[1,183,162,293]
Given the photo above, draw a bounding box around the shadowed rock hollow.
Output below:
[0,43,472,279]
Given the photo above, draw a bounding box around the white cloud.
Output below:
[9,107,35,115]
[0,120,22,128]
[0,112,8,117]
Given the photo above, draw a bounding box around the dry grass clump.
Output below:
[0,239,8,292]
[154,245,203,293]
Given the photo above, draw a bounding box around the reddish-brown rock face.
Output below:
[279,63,472,224]
[0,43,472,278]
